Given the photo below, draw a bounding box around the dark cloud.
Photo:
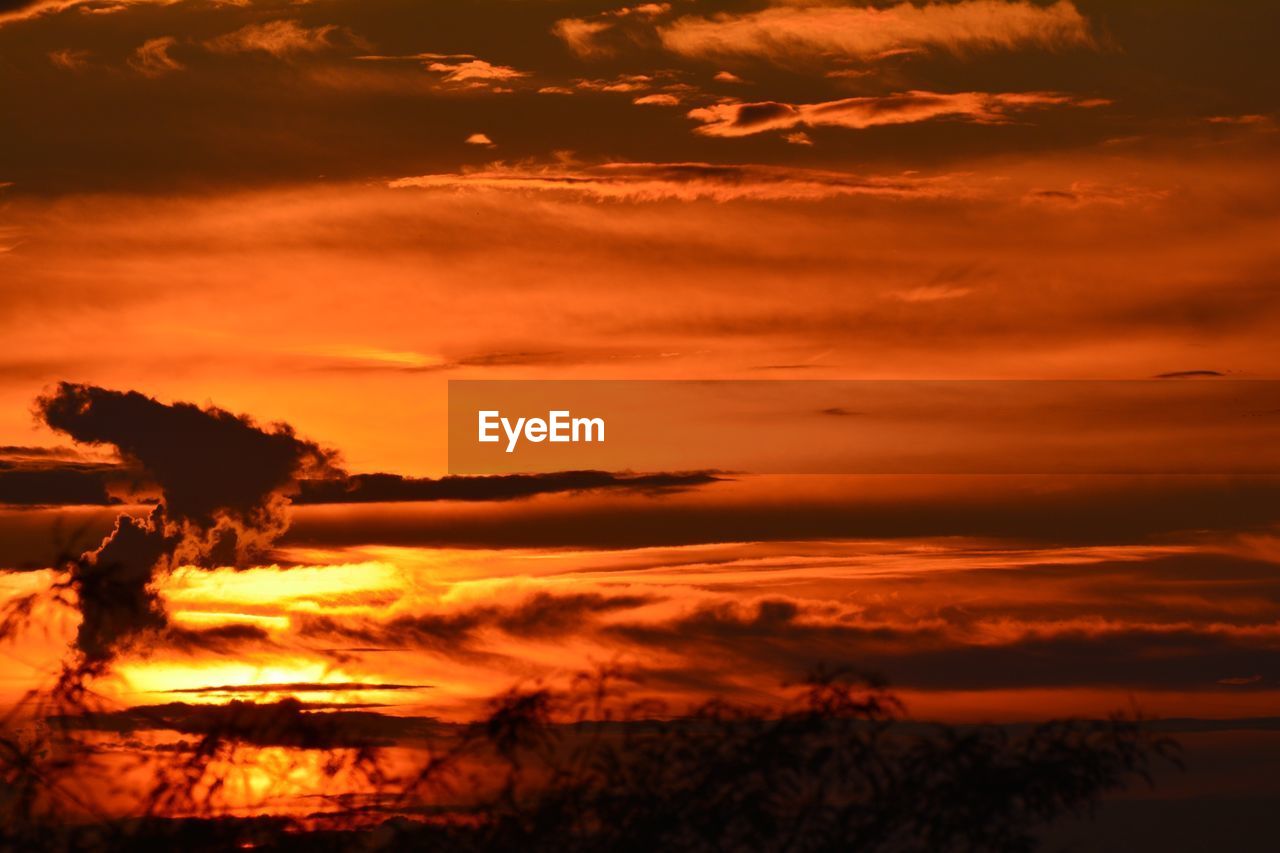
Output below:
[1155,370,1225,379]
[298,591,659,655]
[159,622,274,655]
[168,681,429,694]
[293,470,723,504]
[605,599,1280,692]
[70,506,178,667]
[0,445,89,461]
[0,460,119,506]
[55,699,443,748]
[36,382,336,536]
[730,101,799,129]
[282,475,1280,551]
[30,383,336,671]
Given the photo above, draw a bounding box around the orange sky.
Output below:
[1,0,1279,827]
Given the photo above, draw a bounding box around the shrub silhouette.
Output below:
[0,662,1180,852]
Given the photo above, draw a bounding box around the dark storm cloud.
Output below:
[71,506,178,666]
[29,383,336,670]
[36,382,336,531]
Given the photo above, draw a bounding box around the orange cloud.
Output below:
[128,36,183,78]
[0,0,171,28]
[553,3,672,58]
[688,91,1108,137]
[426,58,530,84]
[389,160,960,202]
[634,93,680,107]
[48,47,89,70]
[552,18,615,58]
[659,0,1094,63]
[204,20,355,59]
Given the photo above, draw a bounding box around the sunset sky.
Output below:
[2,0,1279,839]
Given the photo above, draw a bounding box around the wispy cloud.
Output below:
[47,47,89,70]
[389,161,963,202]
[128,36,183,78]
[553,3,672,58]
[688,91,1108,137]
[659,0,1094,63]
[0,0,173,29]
[426,58,530,84]
[204,20,358,59]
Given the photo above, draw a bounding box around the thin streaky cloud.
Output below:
[204,20,358,59]
[688,91,1109,137]
[659,0,1095,63]
[389,161,964,202]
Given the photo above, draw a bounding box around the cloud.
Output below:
[160,622,273,655]
[0,456,121,506]
[297,591,659,655]
[204,20,354,59]
[634,93,680,107]
[426,58,530,84]
[292,470,723,505]
[281,475,1280,552]
[604,597,1280,691]
[659,0,1094,63]
[688,91,1107,137]
[0,0,172,29]
[465,132,495,147]
[128,36,183,78]
[37,383,335,541]
[390,161,962,202]
[47,48,88,70]
[553,3,672,58]
[56,698,434,748]
[33,383,336,670]
[1022,181,1171,208]
[168,680,428,694]
[574,73,667,93]
[1154,370,1225,380]
[71,507,179,667]
[552,18,615,58]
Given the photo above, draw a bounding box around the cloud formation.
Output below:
[37,383,334,546]
[688,91,1107,137]
[426,58,530,84]
[128,36,183,78]
[33,383,335,670]
[553,3,672,58]
[204,20,354,59]
[659,0,1094,63]
[390,160,961,201]
[293,470,722,505]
